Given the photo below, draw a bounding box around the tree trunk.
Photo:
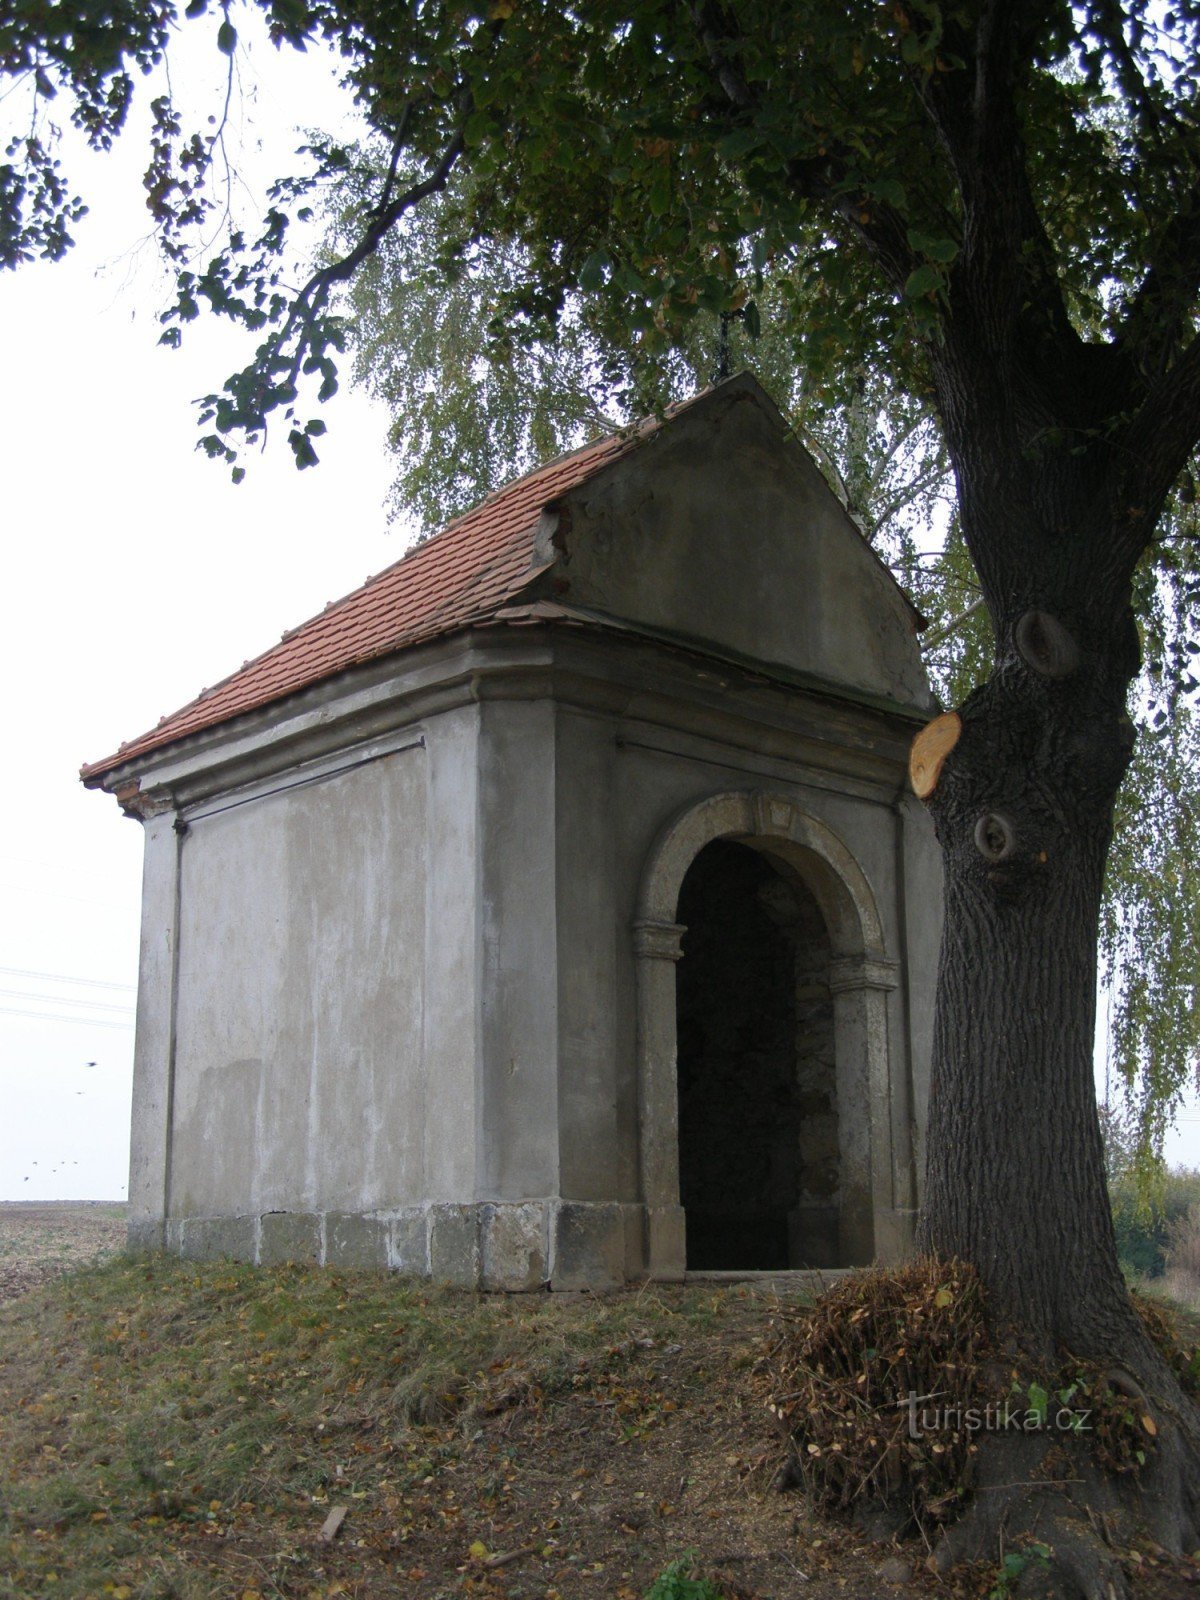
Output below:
[917,657,1138,1359]
[912,566,1200,1584]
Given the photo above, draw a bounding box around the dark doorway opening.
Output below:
[675,838,838,1270]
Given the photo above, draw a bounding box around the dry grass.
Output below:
[0,1255,950,1600]
[2,1235,1197,1600]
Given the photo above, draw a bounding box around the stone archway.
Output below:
[633,791,905,1280]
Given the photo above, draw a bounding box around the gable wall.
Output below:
[555,388,933,713]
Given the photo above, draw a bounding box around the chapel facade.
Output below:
[84,374,942,1289]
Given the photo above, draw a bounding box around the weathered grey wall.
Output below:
[126,812,180,1252]
[477,698,560,1201]
[116,624,939,1286]
[168,743,428,1219]
[106,372,945,1288]
[554,382,934,715]
[550,695,931,1268]
[553,705,633,1204]
[421,705,482,1205]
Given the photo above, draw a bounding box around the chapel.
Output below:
[83,373,942,1289]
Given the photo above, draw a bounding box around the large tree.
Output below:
[7,0,1200,1585]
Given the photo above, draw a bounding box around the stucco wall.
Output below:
[546,662,938,1265]
[113,610,939,1286]
[554,384,934,715]
[168,742,429,1218]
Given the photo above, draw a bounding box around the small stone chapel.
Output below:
[84,373,943,1290]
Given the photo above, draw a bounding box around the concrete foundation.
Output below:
[157,1200,642,1290]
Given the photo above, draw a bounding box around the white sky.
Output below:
[0,17,400,1199]
[0,14,1196,1203]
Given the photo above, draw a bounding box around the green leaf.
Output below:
[578,249,609,291]
[904,263,942,299]
[907,229,959,263]
[288,427,319,469]
[925,238,959,264]
[874,178,907,209]
[717,128,763,161]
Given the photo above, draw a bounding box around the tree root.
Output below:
[930,1424,1200,1599]
[764,1264,1200,1597]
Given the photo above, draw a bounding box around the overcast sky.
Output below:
[1,14,1196,1203]
[0,17,401,1199]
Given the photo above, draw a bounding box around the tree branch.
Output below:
[691,0,921,289]
[1117,333,1200,539]
[906,2,1141,432]
[689,0,755,111]
[270,118,465,408]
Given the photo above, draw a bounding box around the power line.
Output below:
[0,964,135,993]
[0,1004,133,1031]
[0,986,134,1017]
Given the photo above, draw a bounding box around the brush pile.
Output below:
[765,1257,989,1529]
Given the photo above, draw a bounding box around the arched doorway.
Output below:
[675,839,838,1270]
[633,791,907,1281]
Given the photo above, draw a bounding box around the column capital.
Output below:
[633,920,687,962]
[828,954,901,994]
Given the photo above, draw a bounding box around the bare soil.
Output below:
[0,1200,126,1301]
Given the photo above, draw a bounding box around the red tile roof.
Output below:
[81,423,652,782]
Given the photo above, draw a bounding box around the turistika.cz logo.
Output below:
[904,1388,1092,1439]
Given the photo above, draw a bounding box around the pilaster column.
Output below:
[633,919,687,1279]
[827,954,910,1264]
[127,811,184,1252]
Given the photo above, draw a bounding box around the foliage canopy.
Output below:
[5,2,1200,472]
[4,0,1200,1162]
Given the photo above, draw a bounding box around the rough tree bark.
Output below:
[810,4,1200,1586]
[904,261,1200,1591]
[914,570,1200,1587]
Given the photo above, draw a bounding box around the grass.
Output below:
[0,1257,740,1600]
[10,1253,1196,1600]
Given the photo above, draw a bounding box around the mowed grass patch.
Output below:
[0,1256,737,1599]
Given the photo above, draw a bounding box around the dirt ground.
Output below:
[0,1200,126,1301]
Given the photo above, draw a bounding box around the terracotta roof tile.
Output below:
[82,423,648,781]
